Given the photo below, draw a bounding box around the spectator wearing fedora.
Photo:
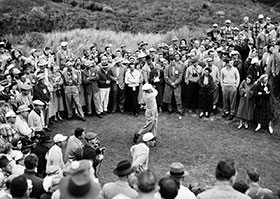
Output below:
[82,59,103,118]
[245,169,273,199]
[102,160,138,199]
[15,104,33,138]
[83,132,104,174]
[46,134,67,171]
[130,133,156,172]
[16,83,33,108]
[163,58,184,115]
[59,160,101,199]
[133,83,158,144]
[32,135,53,178]
[108,57,127,114]
[33,72,52,131]
[197,160,250,199]
[62,60,86,121]
[56,41,74,69]
[166,162,196,199]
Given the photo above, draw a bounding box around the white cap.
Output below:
[148,48,156,52]
[61,41,68,46]
[5,110,17,118]
[142,83,153,91]
[53,134,67,143]
[258,14,264,19]
[33,100,44,106]
[225,19,231,24]
[143,132,155,142]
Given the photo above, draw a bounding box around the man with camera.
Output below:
[83,132,106,176]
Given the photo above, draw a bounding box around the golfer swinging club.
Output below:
[133,83,158,143]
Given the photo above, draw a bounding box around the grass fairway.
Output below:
[52,112,280,191]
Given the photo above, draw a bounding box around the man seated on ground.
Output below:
[102,160,138,199]
[245,169,273,199]
[197,159,250,199]
[130,133,156,172]
[166,162,196,199]
[64,127,85,163]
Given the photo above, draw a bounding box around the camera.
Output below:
[100,147,106,154]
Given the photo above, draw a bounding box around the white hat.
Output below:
[225,19,231,24]
[138,52,147,59]
[213,23,218,27]
[230,50,239,55]
[5,110,17,118]
[53,134,67,143]
[148,48,156,52]
[251,57,259,64]
[61,41,68,46]
[142,83,153,91]
[143,132,155,142]
[258,14,264,19]
[33,100,44,106]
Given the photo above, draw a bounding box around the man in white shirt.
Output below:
[166,162,196,199]
[133,83,158,144]
[46,134,67,170]
[130,133,156,172]
[28,100,45,132]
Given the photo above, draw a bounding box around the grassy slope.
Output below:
[1,0,280,35]
[52,112,280,192]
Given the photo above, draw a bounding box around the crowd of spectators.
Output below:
[0,13,279,199]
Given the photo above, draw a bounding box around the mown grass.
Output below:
[52,112,280,192]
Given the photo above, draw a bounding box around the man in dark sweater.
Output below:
[23,153,46,198]
[82,132,105,177]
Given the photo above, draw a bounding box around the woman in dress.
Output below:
[253,74,274,134]
[236,75,255,129]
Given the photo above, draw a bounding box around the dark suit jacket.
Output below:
[82,67,100,94]
[108,65,127,90]
[83,144,101,171]
[33,83,50,104]
[23,170,45,199]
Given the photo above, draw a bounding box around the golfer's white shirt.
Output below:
[130,143,149,170]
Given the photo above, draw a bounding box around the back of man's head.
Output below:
[74,127,84,138]
[159,177,179,199]
[247,170,260,182]
[24,153,38,170]
[10,175,28,198]
[137,170,157,193]
[215,160,236,181]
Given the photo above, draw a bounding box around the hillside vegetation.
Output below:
[1,0,280,36]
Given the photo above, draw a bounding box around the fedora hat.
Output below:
[84,132,97,141]
[60,160,101,199]
[166,162,189,178]
[17,105,30,113]
[113,160,133,176]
